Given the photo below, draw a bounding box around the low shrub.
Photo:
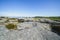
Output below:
[18,19,24,23]
[5,23,17,30]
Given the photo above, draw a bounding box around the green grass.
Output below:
[34,16,60,21]
[47,17,60,20]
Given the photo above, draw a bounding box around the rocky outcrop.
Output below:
[0,22,60,40]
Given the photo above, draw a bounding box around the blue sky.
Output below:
[0,0,60,17]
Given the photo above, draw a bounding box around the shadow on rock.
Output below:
[50,23,60,36]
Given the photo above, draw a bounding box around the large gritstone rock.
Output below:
[0,22,60,40]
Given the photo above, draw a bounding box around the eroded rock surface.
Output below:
[0,22,60,40]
